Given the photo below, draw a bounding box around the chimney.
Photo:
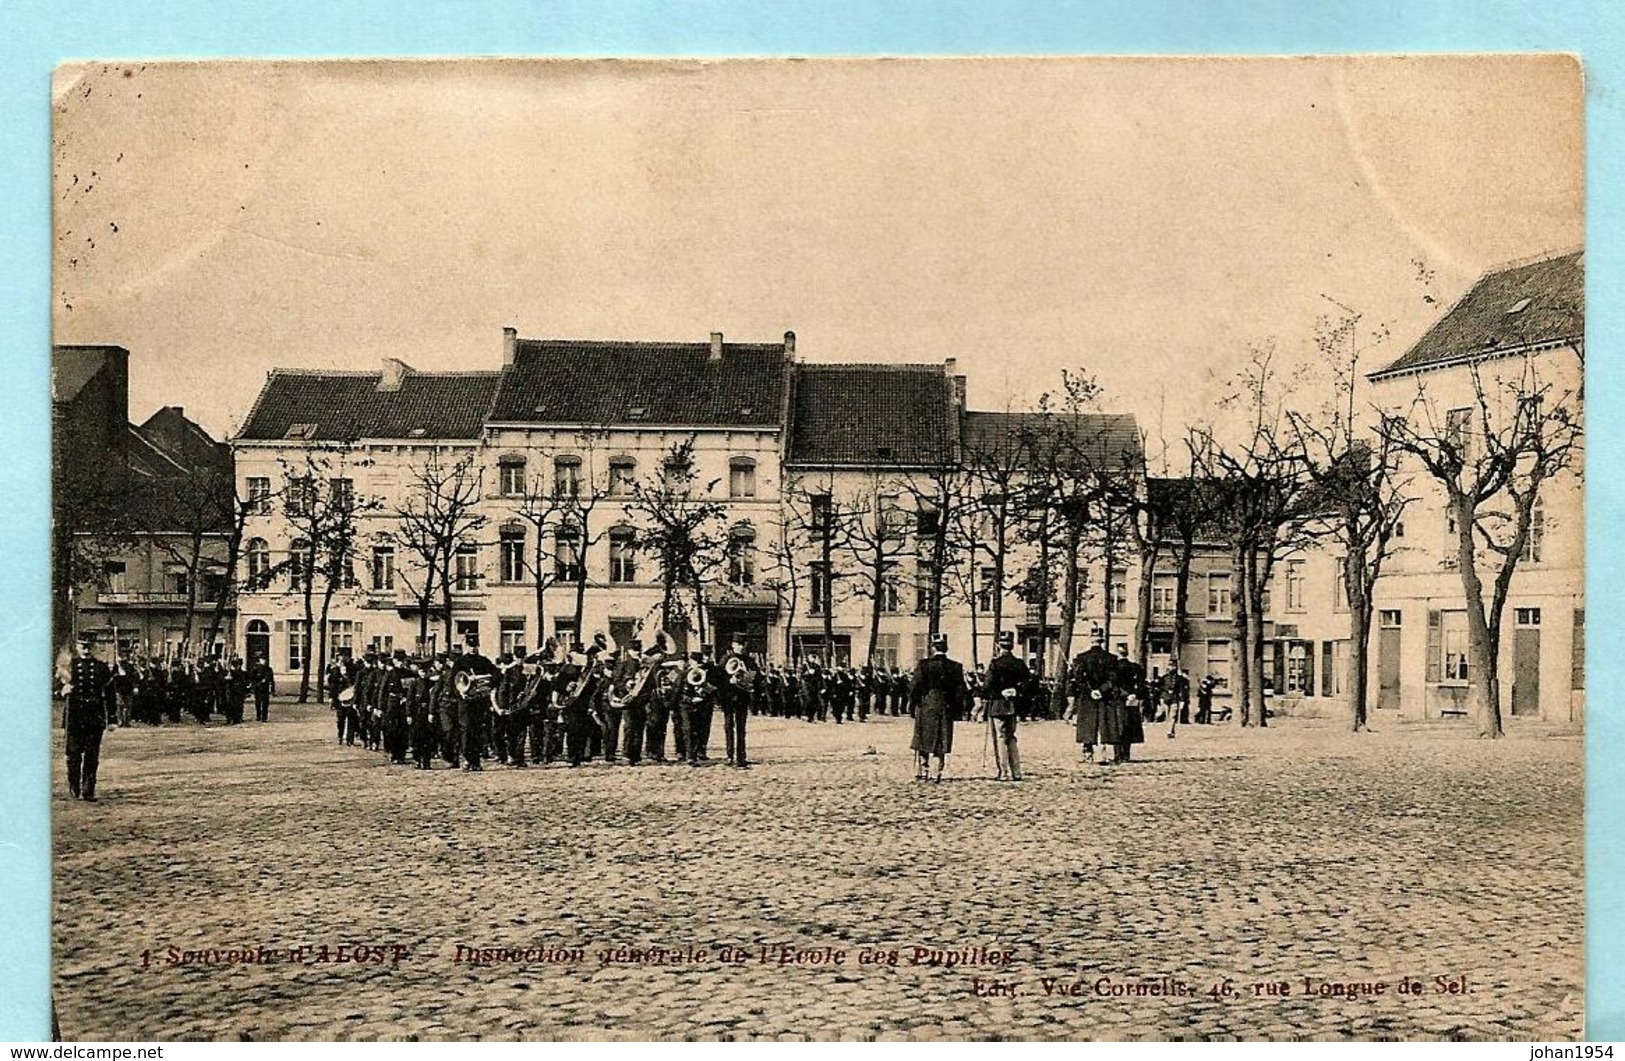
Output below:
[502,326,518,367]
[783,330,797,357]
[378,357,413,392]
[710,331,724,361]
[945,358,965,409]
[168,406,184,419]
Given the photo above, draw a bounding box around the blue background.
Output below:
[3,0,1620,1042]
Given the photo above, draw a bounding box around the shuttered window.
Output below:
[1321,641,1334,697]
[1426,609,1442,684]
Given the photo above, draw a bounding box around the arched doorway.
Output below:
[245,620,271,667]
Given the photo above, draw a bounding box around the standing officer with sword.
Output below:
[983,631,1030,781]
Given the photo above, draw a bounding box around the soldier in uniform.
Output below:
[892,667,912,717]
[451,636,500,771]
[799,660,823,724]
[600,643,635,764]
[111,650,138,727]
[644,637,676,763]
[909,633,966,782]
[434,654,462,767]
[408,657,438,769]
[557,643,604,768]
[677,654,714,767]
[984,631,1031,781]
[249,654,276,723]
[225,656,249,725]
[1166,666,1192,737]
[62,635,114,801]
[377,649,410,764]
[718,635,755,768]
[1068,628,1115,763]
[1104,645,1148,764]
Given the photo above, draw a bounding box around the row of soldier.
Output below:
[56,649,277,728]
[323,631,764,771]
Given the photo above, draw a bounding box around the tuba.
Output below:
[454,669,495,702]
[607,663,653,710]
[725,655,753,687]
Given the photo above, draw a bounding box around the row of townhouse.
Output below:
[230,250,1582,722]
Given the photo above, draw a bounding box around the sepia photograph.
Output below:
[48,56,1584,1040]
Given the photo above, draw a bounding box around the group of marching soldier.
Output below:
[323,630,762,771]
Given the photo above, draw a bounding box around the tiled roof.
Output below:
[964,410,1142,469]
[488,339,790,427]
[238,368,500,441]
[787,364,957,466]
[1371,250,1584,379]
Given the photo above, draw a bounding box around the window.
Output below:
[872,632,900,670]
[102,560,127,594]
[552,618,577,647]
[371,545,395,591]
[915,502,941,539]
[1207,572,1232,617]
[1109,569,1128,616]
[1437,609,1469,684]
[877,494,905,540]
[914,560,935,616]
[288,619,309,671]
[288,539,309,587]
[608,458,636,498]
[1515,607,1541,627]
[555,527,583,582]
[1205,639,1231,691]
[332,546,360,589]
[1333,566,1349,613]
[247,476,272,515]
[1380,609,1402,629]
[455,620,480,650]
[729,458,757,499]
[246,538,270,585]
[1446,407,1474,466]
[1521,498,1545,563]
[879,562,901,614]
[809,494,832,536]
[976,566,997,613]
[1443,505,1461,565]
[553,456,582,499]
[662,455,691,493]
[1285,560,1306,612]
[498,524,526,583]
[1324,640,1344,697]
[454,543,479,591]
[1152,573,1177,616]
[370,634,395,655]
[329,477,354,512]
[609,528,637,584]
[498,457,526,497]
[500,617,526,658]
[728,526,757,586]
[328,619,354,661]
[809,563,830,616]
[1573,609,1585,691]
[287,477,315,518]
[1284,641,1312,694]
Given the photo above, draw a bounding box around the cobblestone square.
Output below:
[52,704,1582,1040]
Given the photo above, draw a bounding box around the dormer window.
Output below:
[628,406,648,421]
[407,427,427,438]
[1508,297,1532,315]
[284,422,318,440]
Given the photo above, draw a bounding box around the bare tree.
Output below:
[391,451,489,654]
[623,438,728,653]
[131,461,235,656]
[1288,305,1411,732]
[826,472,917,667]
[761,471,814,661]
[1382,358,1581,737]
[1193,341,1324,728]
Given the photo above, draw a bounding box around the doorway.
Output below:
[1512,608,1541,717]
[1377,610,1401,710]
[245,620,271,667]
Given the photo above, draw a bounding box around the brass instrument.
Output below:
[607,663,653,710]
[724,655,753,687]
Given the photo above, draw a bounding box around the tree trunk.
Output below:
[1172,535,1195,665]
[1052,519,1082,716]
[1346,549,1371,732]
[1134,538,1156,665]
[820,533,835,666]
[1453,493,1503,738]
[1232,547,1251,727]
[991,502,1008,640]
[316,585,336,705]
[866,552,884,667]
[181,532,204,651]
[299,566,316,703]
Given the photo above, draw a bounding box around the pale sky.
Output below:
[51,56,1583,463]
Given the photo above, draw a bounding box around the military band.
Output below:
[61,620,1230,803]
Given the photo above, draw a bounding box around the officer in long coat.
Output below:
[909,633,967,782]
[62,635,114,801]
[408,658,438,769]
[1103,646,1148,763]
[1068,628,1115,762]
[718,636,755,768]
[249,655,276,723]
[380,650,411,764]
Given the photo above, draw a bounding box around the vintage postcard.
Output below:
[48,56,1584,1040]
